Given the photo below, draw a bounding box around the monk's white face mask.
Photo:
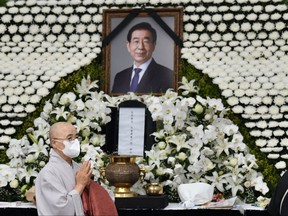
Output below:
[62,139,80,158]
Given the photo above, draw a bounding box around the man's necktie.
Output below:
[130,68,142,92]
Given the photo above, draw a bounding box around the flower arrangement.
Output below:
[0,76,269,203]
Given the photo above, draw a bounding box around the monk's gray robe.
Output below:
[35,149,84,216]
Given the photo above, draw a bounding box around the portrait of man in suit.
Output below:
[111,22,173,94]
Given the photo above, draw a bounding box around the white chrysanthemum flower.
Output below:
[4,87,14,96]
[34,34,44,42]
[23,14,33,23]
[13,14,23,23]
[269,106,279,115]
[87,24,97,33]
[63,6,74,14]
[51,25,62,34]
[275,22,285,31]
[255,139,267,147]
[0,95,7,104]
[227,97,239,106]
[274,130,285,137]
[230,22,240,32]
[274,95,285,106]
[29,25,40,35]
[0,135,11,144]
[1,14,12,23]
[246,13,257,21]
[250,130,261,137]
[34,14,45,23]
[20,80,30,87]
[47,35,57,42]
[25,87,35,95]
[234,89,245,97]
[74,6,85,13]
[239,97,250,105]
[235,32,246,41]
[81,14,91,23]
[41,6,51,13]
[69,15,80,24]
[46,14,57,24]
[25,104,36,113]
[51,7,62,14]
[201,14,211,22]
[241,22,251,32]
[257,89,268,97]
[184,23,194,32]
[12,35,22,43]
[232,105,243,113]
[268,154,279,159]
[29,95,41,104]
[57,15,68,24]
[0,7,7,14]
[280,138,288,147]
[257,106,269,114]
[249,96,261,105]
[4,128,16,135]
[97,24,102,33]
[185,6,195,12]
[0,120,10,126]
[57,34,67,43]
[217,23,227,32]
[19,94,30,104]
[267,139,278,147]
[0,24,6,34]
[32,81,44,89]
[14,104,24,113]
[216,5,227,11]
[275,161,286,169]
[69,34,80,42]
[18,24,28,34]
[271,13,281,20]
[65,25,74,34]
[207,23,216,32]
[31,6,41,14]
[8,25,18,34]
[91,14,102,23]
[195,24,205,32]
[2,104,13,112]
[252,23,262,32]
[279,121,288,128]
[43,81,55,89]
[8,95,19,105]
[75,24,86,34]
[245,106,256,115]
[262,129,273,138]
[263,22,275,31]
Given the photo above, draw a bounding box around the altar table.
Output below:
[0,202,269,216]
[0,202,270,216]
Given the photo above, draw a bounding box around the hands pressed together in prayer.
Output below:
[74,161,92,194]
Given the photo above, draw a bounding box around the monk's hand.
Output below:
[74,161,92,194]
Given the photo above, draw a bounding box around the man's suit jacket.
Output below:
[111,58,173,94]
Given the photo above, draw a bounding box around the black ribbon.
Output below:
[146,8,183,47]
[102,8,183,47]
[102,9,141,46]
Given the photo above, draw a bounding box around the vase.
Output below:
[100,155,145,197]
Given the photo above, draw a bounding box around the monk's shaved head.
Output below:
[49,122,76,142]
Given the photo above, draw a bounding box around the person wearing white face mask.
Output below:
[35,122,92,216]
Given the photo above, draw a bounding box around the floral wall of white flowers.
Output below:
[0,0,287,201]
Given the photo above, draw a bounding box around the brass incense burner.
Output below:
[100,155,145,198]
[145,183,163,196]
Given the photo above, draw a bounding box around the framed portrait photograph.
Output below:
[102,8,183,96]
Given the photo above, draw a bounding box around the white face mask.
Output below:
[61,139,80,158]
